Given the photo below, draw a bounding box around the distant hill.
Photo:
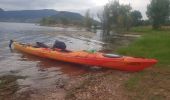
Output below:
[0,8,4,12]
[40,11,99,26]
[0,8,85,23]
[51,11,84,21]
[40,11,85,25]
[0,9,58,23]
[0,8,99,27]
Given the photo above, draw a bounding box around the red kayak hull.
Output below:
[12,42,158,72]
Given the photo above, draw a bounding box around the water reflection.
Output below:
[95,30,137,52]
[19,52,90,76]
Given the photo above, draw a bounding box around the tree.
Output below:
[116,4,132,31]
[84,10,93,30]
[40,17,56,25]
[98,0,132,33]
[147,0,170,29]
[60,17,69,25]
[131,10,142,26]
[102,3,112,34]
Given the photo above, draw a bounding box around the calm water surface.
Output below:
[0,22,135,91]
[0,22,105,90]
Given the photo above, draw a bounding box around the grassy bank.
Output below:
[117,26,170,100]
[118,26,170,67]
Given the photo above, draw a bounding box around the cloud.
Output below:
[0,0,150,19]
[0,0,95,11]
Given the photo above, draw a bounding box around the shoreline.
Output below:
[0,24,137,100]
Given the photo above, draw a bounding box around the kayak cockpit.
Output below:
[103,54,122,58]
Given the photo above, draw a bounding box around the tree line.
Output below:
[40,0,170,32]
[93,0,170,34]
[40,17,84,26]
[85,0,170,32]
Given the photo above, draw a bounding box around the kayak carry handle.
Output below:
[9,40,14,49]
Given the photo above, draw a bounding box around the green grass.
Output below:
[130,26,153,33]
[117,26,170,100]
[118,27,170,67]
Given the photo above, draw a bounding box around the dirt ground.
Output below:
[29,70,131,100]
[65,70,131,100]
[0,69,132,100]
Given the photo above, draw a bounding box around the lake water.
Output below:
[0,22,135,93]
[0,22,106,91]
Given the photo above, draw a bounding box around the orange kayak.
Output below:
[10,41,157,72]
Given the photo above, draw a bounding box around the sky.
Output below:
[0,0,151,19]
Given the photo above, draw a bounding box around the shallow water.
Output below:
[0,22,135,93]
[0,22,105,91]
